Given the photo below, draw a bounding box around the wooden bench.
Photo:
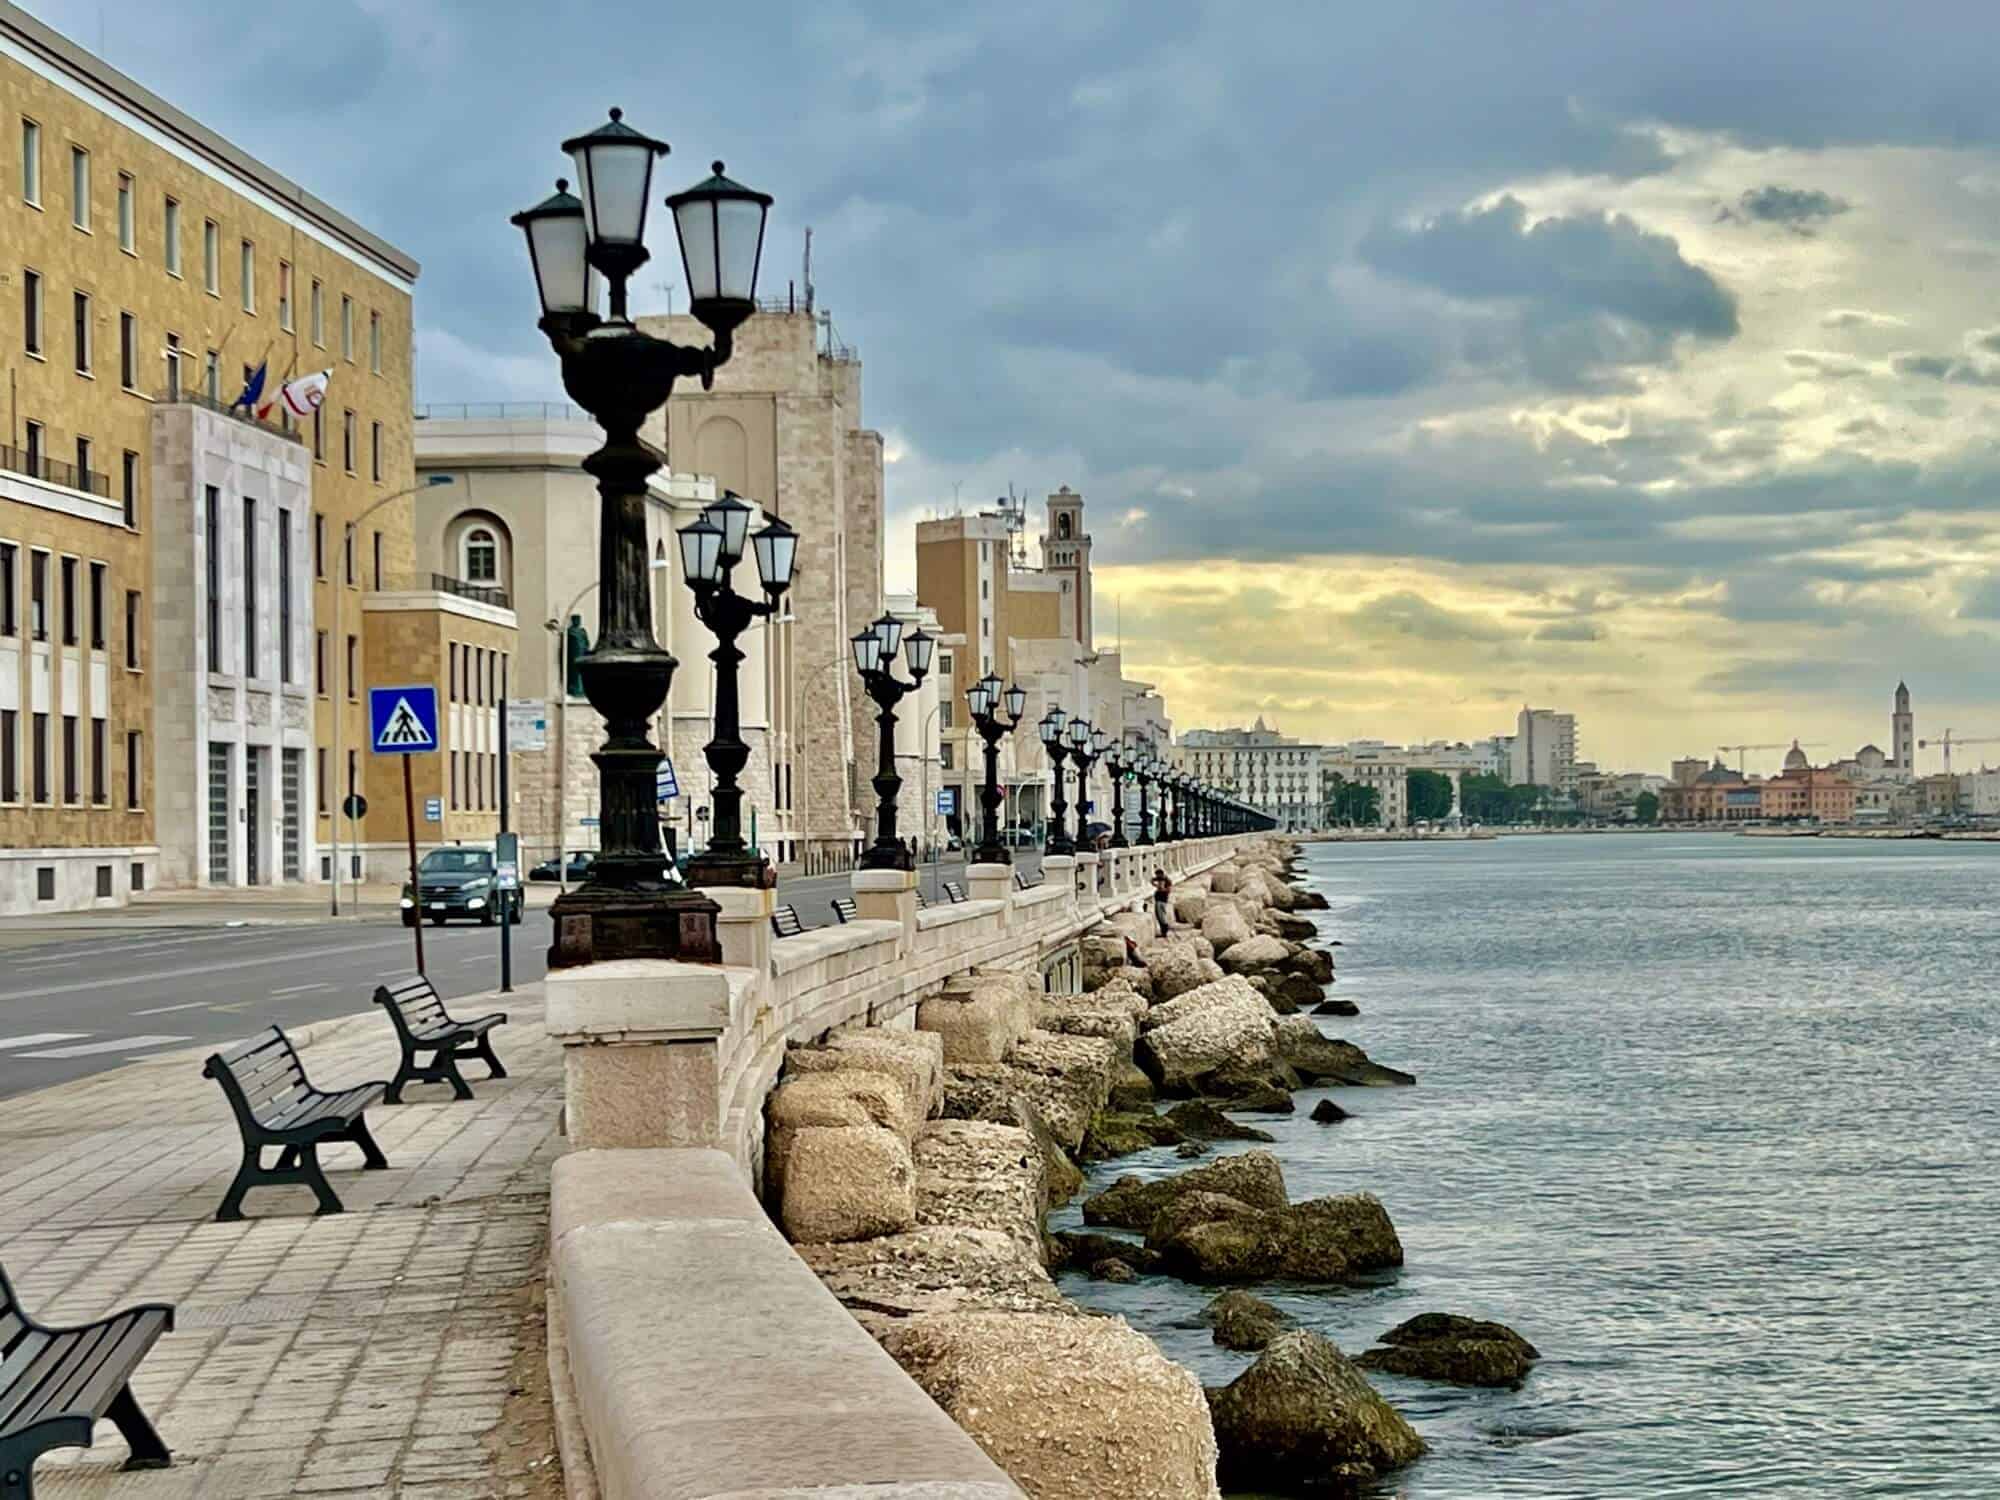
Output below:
[373,976,508,1104]
[830,896,857,924]
[1013,870,1042,891]
[771,904,805,938]
[913,890,929,910]
[0,1262,173,1499]
[201,1027,390,1222]
[942,881,968,903]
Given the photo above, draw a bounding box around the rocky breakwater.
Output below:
[763,964,1224,1500]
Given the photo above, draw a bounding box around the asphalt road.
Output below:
[0,853,1043,1100]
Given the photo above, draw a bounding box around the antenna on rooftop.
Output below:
[1000,482,1028,566]
[803,227,814,313]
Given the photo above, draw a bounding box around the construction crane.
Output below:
[1717,742,1826,773]
[1918,730,2000,774]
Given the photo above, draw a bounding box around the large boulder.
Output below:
[1264,880,1300,912]
[1356,1313,1540,1388]
[779,1124,916,1245]
[1108,1060,1155,1112]
[1012,1098,1083,1208]
[1079,1110,1184,1163]
[1138,990,1276,1093]
[918,971,1037,1065]
[1140,1189,1399,1283]
[1097,967,1155,1003]
[1203,1290,1289,1351]
[1049,1230,1161,1275]
[913,1119,1046,1257]
[1285,1193,1404,1271]
[1217,933,1291,977]
[764,1069,911,1209]
[1289,947,1336,986]
[881,1313,1222,1500]
[1203,1063,1298,1113]
[1275,972,1325,1011]
[1173,890,1209,924]
[1163,1099,1275,1143]
[1273,1015,1416,1086]
[943,1030,1117,1153]
[1207,1332,1424,1493]
[1139,940,1207,1001]
[784,1030,945,1132]
[1209,866,1241,895]
[800,1226,1066,1331]
[1272,912,1317,941]
[1201,904,1254,952]
[1082,1148,1289,1230]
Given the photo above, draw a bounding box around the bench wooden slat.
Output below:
[57,1314,170,1427]
[771,904,805,937]
[34,1315,151,1427]
[218,1028,290,1066]
[0,1320,117,1432]
[0,1329,50,1404]
[830,897,857,924]
[373,978,508,1106]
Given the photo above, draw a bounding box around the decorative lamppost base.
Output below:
[548,885,722,969]
[859,844,917,873]
[684,850,777,890]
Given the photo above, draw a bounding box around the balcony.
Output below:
[430,573,510,611]
[0,443,112,499]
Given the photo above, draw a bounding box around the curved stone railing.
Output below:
[542,832,1264,1500]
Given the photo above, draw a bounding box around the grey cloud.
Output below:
[1535,620,1606,642]
[1891,351,2000,387]
[1784,350,1871,380]
[1821,308,1905,330]
[1728,185,1852,228]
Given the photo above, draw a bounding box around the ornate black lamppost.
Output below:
[1106,740,1133,848]
[513,111,773,967]
[851,612,935,870]
[676,493,798,888]
[1134,752,1157,846]
[967,672,1027,865]
[1039,708,1073,857]
[1065,718,1098,849]
[1170,771,1188,840]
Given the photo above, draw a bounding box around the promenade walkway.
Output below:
[0,985,563,1499]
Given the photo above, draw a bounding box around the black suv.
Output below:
[401,847,523,926]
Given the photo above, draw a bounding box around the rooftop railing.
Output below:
[414,401,595,423]
[0,443,112,498]
[431,572,511,610]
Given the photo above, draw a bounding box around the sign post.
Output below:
[369,685,440,978]
[498,697,514,993]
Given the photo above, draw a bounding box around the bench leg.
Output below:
[216,1146,261,1223]
[474,1034,507,1080]
[107,1384,171,1471]
[383,1053,418,1106]
[345,1115,390,1170]
[1,1431,42,1500]
[297,1143,344,1216]
[438,1051,474,1102]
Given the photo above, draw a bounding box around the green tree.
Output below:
[1324,776,1381,827]
[1407,768,1454,822]
[1634,790,1660,825]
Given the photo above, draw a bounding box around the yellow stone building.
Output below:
[0,2,511,911]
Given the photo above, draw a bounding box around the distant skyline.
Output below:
[33,0,2000,767]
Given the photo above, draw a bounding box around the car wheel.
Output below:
[402,913,416,928]
[479,906,496,926]
[508,903,524,925]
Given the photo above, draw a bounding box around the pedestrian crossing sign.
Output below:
[369,685,440,755]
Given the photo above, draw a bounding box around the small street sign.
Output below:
[936,790,953,816]
[656,757,680,804]
[424,796,442,822]
[579,816,600,828]
[506,698,548,752]
[495,832,520,891]
[342,793,368,821]
[369,686,439,755]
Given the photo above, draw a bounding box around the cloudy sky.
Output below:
[46,0,2000,774]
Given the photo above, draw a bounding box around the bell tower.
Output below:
[1892,680,1914,778]
[1039,486,1093,651]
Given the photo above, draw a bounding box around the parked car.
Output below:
[529,850,595,883]
[401,847,523,926]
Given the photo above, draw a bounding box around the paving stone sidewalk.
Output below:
[0,984,565,1499]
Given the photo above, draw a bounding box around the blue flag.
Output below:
[231,360,267,413]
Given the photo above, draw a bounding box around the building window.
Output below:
[316,747,328,813]
[29,550,47,640]
[343,530,353,586]
[72,290,91,373]
[243,498,257,676]
[938,652,953,678]
[163,331,181,397]
[346,635,357,699]
[278,260,292,329]
[202,219,219,293]
[340,294,353,359]
[371,421,382,482]
[310,279,323,345]
[941,743,954,771]
[23,422,39,476]
[163,196,180,275]
[20,118,38,205]
[0,708,15,801]
[88,561,104,649]
[122,449,139,527]
[448,642,459,701]
[940,700,954,729]
[126,732,142,808]
[31,711,48,802]
[369,310,382,373]
[125,590,140,668]
[74,436,91,492]
[464,528,497,582]
[36,868,53,902]
[59,556,76,645]
[372,531,382,590]
[450,749,459,810]
[117,310,137,389]
[312,405,325,462]
[204,349,221,401]
[0,542,14,636]
[69,146,88,230]
[278,508,292,683]
[117,172,133,251]
[315,629,327,694]
[342,409,356,473]
[312,512,325,578]
[22,267,41,355]
[90,717,106,804]
[204,486,220,670]
[62,713,78,802]
[239,239,254,311]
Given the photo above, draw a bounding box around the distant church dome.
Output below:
[1696,759,1740,785]
[1856,744,1886,769]
[1784,740,1809,771]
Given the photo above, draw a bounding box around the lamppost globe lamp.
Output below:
[850,626,884,677]
[703,490,754,566]
[666,161,774,341]
[870,612,906,663]
[852,614,932,870]
[1005,683,1027,721]
[1040,709,1074,857]
[513,108,774,965]
[903,626,936,680]
[677,513,725,588]
[750,516,798,593]
[968,673,1025,865]
[968,673,997,719]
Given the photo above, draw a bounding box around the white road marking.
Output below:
[16,1035,190,1059]
[131,1001,210,1016]
[269,983,333,996]
[0,1033,90,1050]
[0,937,409,1002]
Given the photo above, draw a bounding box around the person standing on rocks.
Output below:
[1152,869,1173,937]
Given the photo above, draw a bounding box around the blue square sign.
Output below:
[369,685,439,755]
